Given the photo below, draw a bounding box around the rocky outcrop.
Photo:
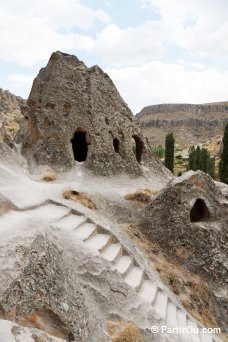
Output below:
[136,103,228,149]
[139,171,228,331]
[0,88,24,138]
[0,319,65,342]
[0,159,221,341]
[0,234,90,341]
[20,51,168,177]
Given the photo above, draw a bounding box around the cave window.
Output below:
[113,138,120,153]
[132,135,143,163]
[190,198,209,222]
[71,131,88,162]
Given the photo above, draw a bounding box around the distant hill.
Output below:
[136,103,228,151]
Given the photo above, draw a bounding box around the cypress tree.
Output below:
[165,132,175,172]
[200,148,209,173]
[188,145,215,178]
[209,157,215,179]
[219,122,228,184]
[188,146,195,170]
[194,145,201,170]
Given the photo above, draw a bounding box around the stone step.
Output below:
[85,233,112,251]
[200,334,214,342]
[177,308,187,328]
[54,214,86,230]
[74,222,97,240]
[31,204,71,222]
[114,255,134,275]
[153,289,168,319]
[138,279,157,302]
[167,301,178,327]
[101,243,122,262]
[186,318,201,342]
[124,266,144,289]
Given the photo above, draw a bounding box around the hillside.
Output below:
[136,103,228,151]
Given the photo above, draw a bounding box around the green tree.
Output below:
[165,132,175,172]
[209,157,215,179]
[152,145,165,158]
[188,146,195,170]
[188,145,215,179]
[200,148,209,173]
[219,122,228,184]
[194,145,201,170]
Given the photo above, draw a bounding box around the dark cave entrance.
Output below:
[190,198,209,222]
[113,138,120,153]
[71,131,88,162]
[132,135,143,163]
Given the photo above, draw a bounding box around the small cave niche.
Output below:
[63,102,71,114]
[46,102,55,110]
[132,135,143,163]
[71,131,88,162]
[113,138,120,153]
[190,198,210,222]
[105,117,109,125]
[27,99,37,108]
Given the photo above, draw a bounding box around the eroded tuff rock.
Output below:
[0,229,168,342]
[0,88,24,138]
[0,319,66,342]
[20,51,168,177]
[139,170,228,330]
[0,234,89,341]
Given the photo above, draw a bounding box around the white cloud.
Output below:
[0,0,109,66]
[141,0,228,60]
[106,62,228,113]
[6,74,35,98]
[8,74,34,86]
[92,22,165,67]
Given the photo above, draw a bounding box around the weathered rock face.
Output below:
[21,51,168,176]
[137,103,228,149]
[0,234,90,341]
[0,121,18,164]
[0,88,24,138]
[139,170,228,330]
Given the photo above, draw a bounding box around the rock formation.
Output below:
[0,88,24,138]
[20,51,168,177]
[0,163,222,341]
[137,103,228,149]
[139,170,228,331]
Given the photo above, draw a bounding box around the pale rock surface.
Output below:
[0,162,222,341]
[140,170,228,331]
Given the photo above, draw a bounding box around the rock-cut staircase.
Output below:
[51,205,220,342]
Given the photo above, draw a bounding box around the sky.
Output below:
[1,0,228,113]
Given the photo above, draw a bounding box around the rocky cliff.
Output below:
[136,103,228,150]
[0,88,24,138]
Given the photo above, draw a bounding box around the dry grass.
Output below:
[0,198,15,215]
[63,190,96,210]
[121,223,218,329]
[125,188,159,207]
[107,321,143,342]
[42,172,57,182]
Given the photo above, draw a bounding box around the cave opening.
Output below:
[71,131,88,162]
[132,135,143,163]
[113,138,120,153]
[190,198,209,222]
